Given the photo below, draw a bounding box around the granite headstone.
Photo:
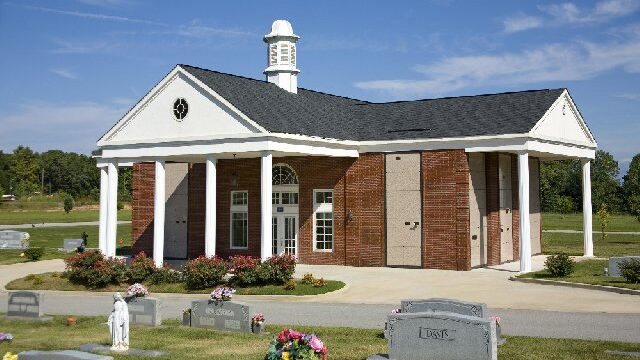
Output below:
[18,350,113,360]
[190,300,251,333]
[125,296,161,326]
[0,230,29,249]
[63,239,84,251]
[372,311,498,360]
[401,298,487,318]
[7,291,46,319]
[609,256,640,277]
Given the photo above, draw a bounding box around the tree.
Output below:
[540,160,581,212]
[591,150,623,213]
[10,146,40,196]
[623,154,640,218]
[597,203,610,241]
[63,193,74,213]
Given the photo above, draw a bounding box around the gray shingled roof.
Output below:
[181,64,565,141]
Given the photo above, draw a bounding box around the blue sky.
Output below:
[0,0,638,173]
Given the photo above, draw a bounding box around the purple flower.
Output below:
[308,335,324,352]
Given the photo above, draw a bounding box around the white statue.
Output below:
[107,292,129,351]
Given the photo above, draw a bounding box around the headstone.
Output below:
[125,297,161,326]
[79,344,165,358]
[64,239,84,251]
[7,291,49,320]
[609,256,640,277]
[372,311,498,360]
[190,300,251,333]
[18,350,113,360]
[401,298,487,318]
[0,230,29,249]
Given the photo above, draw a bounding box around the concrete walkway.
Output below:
[0,221,131,230]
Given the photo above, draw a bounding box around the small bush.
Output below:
[23,247,44,261]
[63,194,74,213]
[229,256,262,286]
[544,253,575,277]
[302,273,315,285]
[556,196,574,214]
[149,265,182,284]
[128,252,156,283]
[32,276,43,285]
[619,258,640,284]
[65,250,127,288]
[312,278,327,288]
[283,279,297,290]
[261,254,296,285]
[182,256,228,290]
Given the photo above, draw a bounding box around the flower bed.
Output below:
[266,329,327,360]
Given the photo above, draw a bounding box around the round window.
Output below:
[173,98,189,121]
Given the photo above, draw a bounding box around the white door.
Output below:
[272,214,298,256]
[469,153,487,267]
[164,163,188,259]
[499,154,513,262]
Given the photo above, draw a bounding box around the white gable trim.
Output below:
[97,65,267,147]
[529,89,596,146]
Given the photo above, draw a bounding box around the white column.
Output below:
[260,152,273,261]
[98,166,109,255]
[153,159,166,267]
[582,159,594,257]
[106,161,119,258]
[518,152,532,273]
[205,156,217,257]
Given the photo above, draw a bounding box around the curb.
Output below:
[509,276,640,296]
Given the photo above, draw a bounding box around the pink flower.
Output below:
[308,335,324,352]
[288,330,304,340]
[490,316,501,325]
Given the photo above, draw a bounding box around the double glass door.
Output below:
[272,214,298,256]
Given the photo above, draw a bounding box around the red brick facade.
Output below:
[485,153,501,266]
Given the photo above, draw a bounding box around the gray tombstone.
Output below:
[0,230,29,249]
[63,239,84,251]
[18,350,113,360]
[401,298,487,318]
[190,300,251,333]
[7,291,48,319]
[609,256,640,277]
[372,311,497,360]
[125,296,161,326]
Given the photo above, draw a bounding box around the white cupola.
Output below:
[263,20,300,94]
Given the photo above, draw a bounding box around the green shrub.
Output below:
[618,258,640,284]
[260,254,297,284]
[229,256,262,286]
[312,278,327,288]
[63,194,74,213]
[302,273,315,285]
[283,279,297,290]
[544,253,575,277]
[182,256,228,290]
[23,247,44,261]
[128,252,156,283]
[149,265,182,284]
[555,196,574,214]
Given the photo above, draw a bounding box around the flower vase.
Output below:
[496,323,506,346]
[252,321,263,334]
[67,316,77,326]
[183,312,191,327]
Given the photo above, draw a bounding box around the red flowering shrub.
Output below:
[128,251,156,283]
[182,256,228,289]
[65,250,127,288]
[261,254,296,285]
[229,256,262,286]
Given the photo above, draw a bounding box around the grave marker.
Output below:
[401,298,487,318]
[7,291,50,321]
[0,230,29,249]
[609,256,640,277]
[190,300,251,333]
[125,297,161,326]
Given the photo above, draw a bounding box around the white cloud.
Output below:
[51,68,77,79]
[0,101,126,154]
[503,15,543,33]
[616,93,640,100]
[355,36,640,98]
[12,3,165,26]
[539,0,640,24]
[76,0,129,8]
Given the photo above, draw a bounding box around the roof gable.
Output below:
[98,66,264,146]
[530,90,596,146]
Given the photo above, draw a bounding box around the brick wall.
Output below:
[511,155,520,261]
[485,153,501,266]
[421,150,470,271]
[131,163,155,257]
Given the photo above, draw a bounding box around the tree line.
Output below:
[0,146,131,202]
[0,146,639,217]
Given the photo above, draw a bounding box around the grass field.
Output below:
[518,259,640,291]
[542,213,640,232]
[542,232,640,257]
[5,273,345,296]
[0,209,131,225]
[1,316,639,360]
[0,224,131,265]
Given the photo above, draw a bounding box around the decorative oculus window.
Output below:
[313,190,333,252]
[230,190,248,249]
[172,98,189,121]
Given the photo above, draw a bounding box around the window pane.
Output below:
[315,211,333,251]
[272,192,280,205]
[231,212,248,248]
[232,191,248,205]
[315,191,333,204]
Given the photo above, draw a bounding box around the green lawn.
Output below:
[0,224,131,265]
[5,273,345,296]
[518,259,640,291]
[1,316,639,360]
[542,213,640,232]
[0,209,131,225]
[542,232,640,257]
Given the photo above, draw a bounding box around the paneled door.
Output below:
[499,154,513,262]
[164,163,188,259]
[272,214,298,256]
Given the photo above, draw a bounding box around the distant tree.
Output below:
[63,193,74,213]
[540,160,581,212]
[623,154,640,218]
[597,203,610,241]
[40,150,100,198]
[0,151,10,194]
[10,146,40,196]
[591,150,623,213]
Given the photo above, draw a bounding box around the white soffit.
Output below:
[530,90,596,147]
[97,66,265,147]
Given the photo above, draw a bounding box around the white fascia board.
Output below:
[96,66,267,147]
[466,139,595,159]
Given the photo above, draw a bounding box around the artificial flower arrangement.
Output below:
[265,329,327,360]
[210,286,236,302]
[252,313,266,326]
[183,308,191,315]
[126,283,149,298]
[3,352,18,360]
[391,308,401,314]
[0,332,13,344]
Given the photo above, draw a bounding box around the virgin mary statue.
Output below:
[108,292,130,351]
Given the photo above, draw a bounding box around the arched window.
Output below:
[272,164,298,185]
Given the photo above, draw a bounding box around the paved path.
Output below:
[0,220,131,230]
[1,258,639,342]
[543,229,640,235]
